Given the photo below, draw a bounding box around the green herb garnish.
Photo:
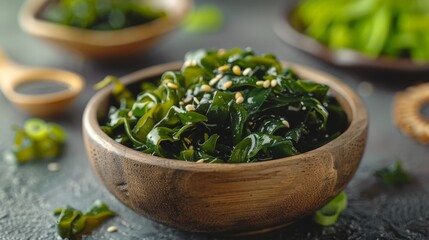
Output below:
[374,160,410,186]
[295,0,429,62]
[41,0,165,30]
[313,191,347,226]
[7,118,66,164]
[98,48,348,163]
[54,200,116,239]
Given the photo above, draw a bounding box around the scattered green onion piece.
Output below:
[24,118,48,141]
[313,191,347,226]
[7,119,67,164]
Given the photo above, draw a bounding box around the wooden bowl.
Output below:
[82,62,368,234]
[19,0,192,59]
[273,7,429,72]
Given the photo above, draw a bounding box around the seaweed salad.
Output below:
[98,48,348,163]
[41,0,165,30]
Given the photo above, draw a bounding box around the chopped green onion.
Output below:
[24,118,48,140]
[313,191,347,226]
[7,119,67,164]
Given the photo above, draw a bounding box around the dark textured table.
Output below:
[1,1,429,239]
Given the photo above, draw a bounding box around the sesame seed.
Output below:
[232,65,241,75]
[185,104,195,111]
[248,121,253,126]
[218,48,226,56]
[184,137,192,145]
[128,111,133,117]
[201,84,212,93]
[179,101,184,106]
[196,159,205,163]
[162,79,172,84]
[256,81,264,86]
[243,68,252,76]
[209,74,223,86]
[190,60,197,67]
[271,80,277,87]
[167,82,179,89]
[193,97,200,104]
[235,92,243,100]
[282,120,290,128]
[107,226,118,233]
[218,65,230,72]
[223,81,233,89]
[47,162,60,172]
[263,80,271,88]
[189,146,194,150]
[183,97,192,103]
[236,97,244,104]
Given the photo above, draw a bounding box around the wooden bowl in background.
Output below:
[273,7,429,72]
[82,62,368,234]
[19,0,192,59]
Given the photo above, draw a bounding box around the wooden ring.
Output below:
[393,83,429,144]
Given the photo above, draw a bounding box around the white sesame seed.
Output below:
[243,67,252,76]
[201,84,212,93]
[185,104,195,111]
[288,106,300,111]
[223,81,233,89]
[189,145,194,150]
[184,137,192,145]
[107,226,118,233]
[282,120,290,128]
[183,97,192,103]
[167,82,179,89]
[193,97,200,104]
[218,48,226,56]
[218,65,230,72]
[179,101,185,106]
[235,92,243,100]
[196,159,205,163]
[236,97,244,104]
[232,65,241,75]
[128,111,133,117]
[47,162,60,172]
[248,121,253,126]
[209,74,223,86]
[190,60,197,67]
[256,81,264,86]
[271,80,277,87]
[263,80,271,88]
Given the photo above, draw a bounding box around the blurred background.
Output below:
[1,0,429,239]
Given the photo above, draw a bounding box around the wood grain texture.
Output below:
[82,62,368,234]
[19,0,193,59]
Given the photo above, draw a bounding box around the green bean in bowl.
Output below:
[295,0,429,63]
[96,48,348,163]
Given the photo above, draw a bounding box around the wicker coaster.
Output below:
[393,83,429,144]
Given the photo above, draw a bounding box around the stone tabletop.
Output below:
[1,0,429,239]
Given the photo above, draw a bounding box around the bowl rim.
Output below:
[18,0,193,47]
[83,61,368,171]
[273,5,429,72]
